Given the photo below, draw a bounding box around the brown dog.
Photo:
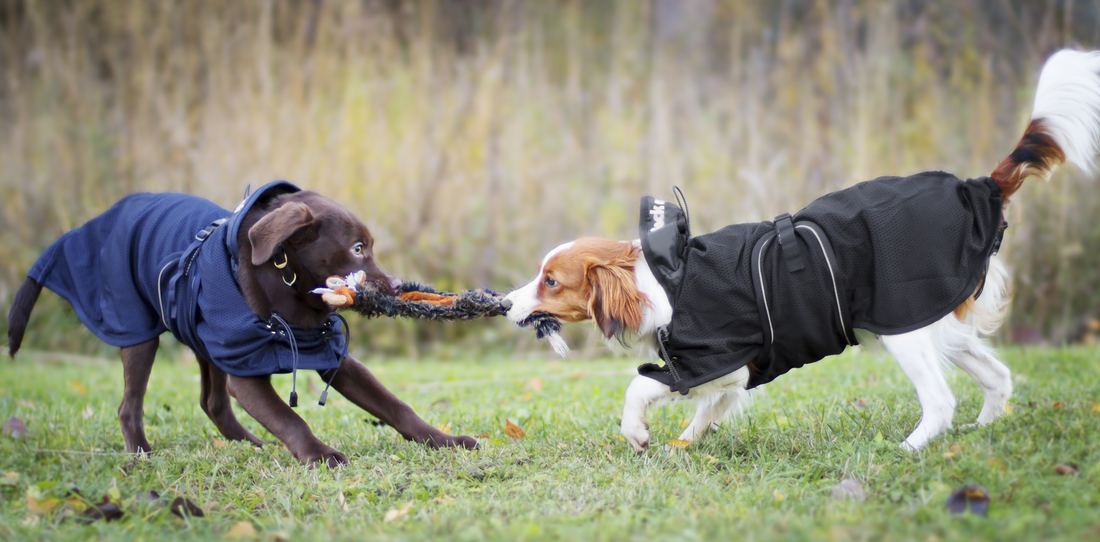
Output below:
[7,181,477,467]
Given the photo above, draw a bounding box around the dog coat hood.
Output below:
[28,181,346,378]
[638,172,1004,393]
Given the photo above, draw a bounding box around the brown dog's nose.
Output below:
[500,298,513,311]
[388,276,402,292]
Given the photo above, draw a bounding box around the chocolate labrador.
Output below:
[7,181,476,467]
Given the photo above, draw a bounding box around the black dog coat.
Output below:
[28,181,346,378]
[638,172,1004,394]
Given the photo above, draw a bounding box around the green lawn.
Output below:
[1,347,1098,541]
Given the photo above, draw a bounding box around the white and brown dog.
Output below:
[502,50,1100,453]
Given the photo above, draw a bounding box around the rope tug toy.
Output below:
[311,272,565,353]
[311,272,504,320]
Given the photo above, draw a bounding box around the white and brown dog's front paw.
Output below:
[621,417,651,453]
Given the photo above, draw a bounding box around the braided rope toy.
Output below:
[312,272,566,352]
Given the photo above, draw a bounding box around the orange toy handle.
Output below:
[399,291,457,306]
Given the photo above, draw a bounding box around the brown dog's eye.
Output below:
[544,275,558,288]
[351,243,364,256]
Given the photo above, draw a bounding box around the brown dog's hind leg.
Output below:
[118,338,158,455]
[227,374,348,468]
[327,356,478,450]
[197,356,266,446]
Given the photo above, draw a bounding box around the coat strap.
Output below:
[774,213,804,272]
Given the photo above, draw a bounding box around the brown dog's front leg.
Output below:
[196,356,266,446]
[227,375,348,468]
[327,356,478,450]
[118,338,159,455]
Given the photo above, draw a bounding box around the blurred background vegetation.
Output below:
[2,0,1100,361]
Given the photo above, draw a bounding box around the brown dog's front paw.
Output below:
[300,445,349,469]
[426,434,479,450]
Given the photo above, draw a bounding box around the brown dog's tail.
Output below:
[7,278,42,358]
[991,50,1100,200]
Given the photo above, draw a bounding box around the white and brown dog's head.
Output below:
[503,238,665,355]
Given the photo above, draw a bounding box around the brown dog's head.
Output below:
[237,190,399,328]
[502,238,650,345]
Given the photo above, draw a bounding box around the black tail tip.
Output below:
[7,277,43,360]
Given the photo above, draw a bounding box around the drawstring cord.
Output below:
[318,313,350,406]
[269,312,350,408]
[656,326,687,394]
[673,185,691,237]
[268,313,300,408]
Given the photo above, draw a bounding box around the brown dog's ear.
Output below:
[248,202,320,265]
[585,244,649,344]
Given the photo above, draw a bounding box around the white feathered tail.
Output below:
[992,49,1100,198]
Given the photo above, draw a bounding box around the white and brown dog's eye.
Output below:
[544,275,558,288]
[351,243,364,256]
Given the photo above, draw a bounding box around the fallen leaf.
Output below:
[830,478,866,502]
[679,418,691,429]
[667,439,690,450]
[520,393,533,400]
[946,485,990,516]
[383,502,413,522]
[106,486,121,503]
[82,406,94,420]
[78,502,123,524]
[1091,403,1100,413]
[3,417,28,438]
[70,381,88,395]
[212,438,228,448]
[226,521,257,538]
[169,496,205,518]
[1,471,19,486]
[504,419,525,439]
[1054,463,1079,476]
[943,442,963,458]
[1053,401,1065,409]
[525,378,544,393]
[438,423,452,435]
[475,433,492,438]
[27,495,59,513]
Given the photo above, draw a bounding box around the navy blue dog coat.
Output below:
[638,172,1004,393]
[28,181,346,377]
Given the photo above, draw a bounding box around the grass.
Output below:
[1,346,1098,541]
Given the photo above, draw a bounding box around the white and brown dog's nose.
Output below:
[500,297,513,311]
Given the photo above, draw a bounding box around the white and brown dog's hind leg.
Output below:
[675,368,752,444]
[951,257,1013,426]
[880,326,957,451]
[951,343,1012,426]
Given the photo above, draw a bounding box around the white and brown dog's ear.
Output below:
[585,244,648,344]
[248,202,320,265]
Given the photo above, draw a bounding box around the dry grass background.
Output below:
[2,0,1100,358]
